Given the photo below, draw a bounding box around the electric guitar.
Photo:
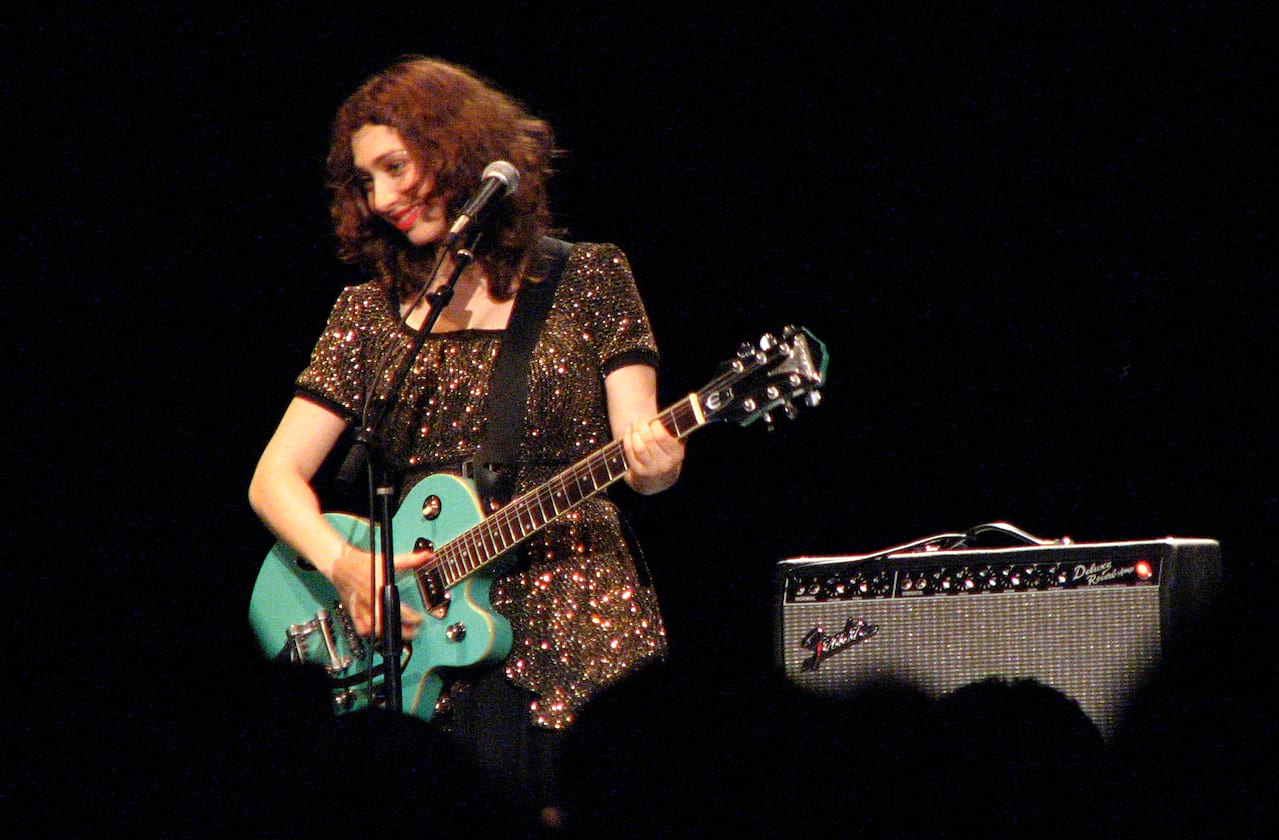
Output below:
[248,326,828,719]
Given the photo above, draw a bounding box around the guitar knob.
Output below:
[446,623,467,642]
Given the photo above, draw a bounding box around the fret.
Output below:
[668,404,691,437]
[550,476,570,515]
[488,513,509,547]
[587,455,611,487]
[489,519,511,554]
[534,492,551,527]
[442,550,461,582]
[669,399,704,438]
[604,446,626,479]
[527,493,546,530]
[480,525,500,560]
[513,502,534,538]
[505,512,521,544]
[569,474,586,503]
[460,533,484,572]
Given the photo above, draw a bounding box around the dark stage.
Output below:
[13,3,1275,835]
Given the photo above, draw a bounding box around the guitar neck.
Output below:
[431,394,706,588]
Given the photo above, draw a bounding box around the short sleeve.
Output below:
[294,284,389,422]
[564,243,659,376]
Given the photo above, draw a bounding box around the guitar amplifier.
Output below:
[774,537,1221,738]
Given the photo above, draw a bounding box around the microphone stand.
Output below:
[348,230,482,713]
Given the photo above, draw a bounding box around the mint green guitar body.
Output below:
[248,473,512,719]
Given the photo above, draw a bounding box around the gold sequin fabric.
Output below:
[296,243,668,728]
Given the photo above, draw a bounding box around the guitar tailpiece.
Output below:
[285,610,353,674]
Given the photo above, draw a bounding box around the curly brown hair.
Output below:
[327,56,558,300]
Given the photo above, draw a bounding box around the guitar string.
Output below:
[404,342,801,591]
[411,395,702,590]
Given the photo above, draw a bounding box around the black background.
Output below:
[13,1,1275,832]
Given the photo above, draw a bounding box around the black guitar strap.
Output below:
[471,236,573,512]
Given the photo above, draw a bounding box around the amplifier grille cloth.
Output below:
[780,587,1162,737]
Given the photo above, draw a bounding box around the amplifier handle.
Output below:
[958,522,1063,547]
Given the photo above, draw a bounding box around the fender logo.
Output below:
[800,618,878,671]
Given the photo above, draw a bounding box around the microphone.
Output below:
[445,161,520,246]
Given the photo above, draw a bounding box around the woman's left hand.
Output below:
[605,363,686,496]
[622,417,685,495]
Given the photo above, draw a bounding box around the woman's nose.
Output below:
[368,177,398,213]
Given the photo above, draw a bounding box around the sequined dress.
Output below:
[295,243,668,729]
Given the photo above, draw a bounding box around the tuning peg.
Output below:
[762,411,776,431]
[783,402,800,420]
[804,391,822,408]
[737,342,755,359]
[782,325,798,338]
[759,333,778,351]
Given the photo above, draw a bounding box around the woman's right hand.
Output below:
[328,543,435,640]
[250,398,436,640]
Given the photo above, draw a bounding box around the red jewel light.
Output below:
[1135,560,1154,580]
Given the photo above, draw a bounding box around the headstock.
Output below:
[697,326,828,429]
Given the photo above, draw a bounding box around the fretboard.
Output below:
[423,393,706,590]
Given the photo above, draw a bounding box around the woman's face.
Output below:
[351,124,448,247]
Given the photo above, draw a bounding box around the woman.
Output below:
[248,56,683,820]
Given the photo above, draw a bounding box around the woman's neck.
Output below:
[400,257,514,333]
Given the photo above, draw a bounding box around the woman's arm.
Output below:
[249,397,426,637]
[604,363,685,495]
